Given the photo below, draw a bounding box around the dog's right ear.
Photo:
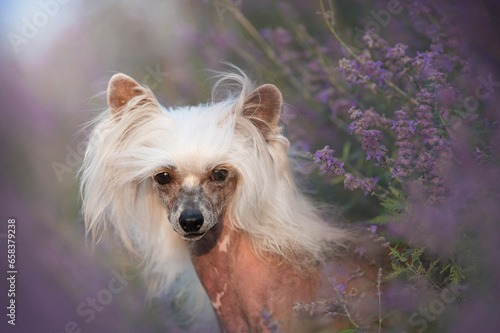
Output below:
[107,73,159,116]
[242,84,283,138]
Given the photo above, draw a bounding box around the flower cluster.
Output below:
[313,146,345,176]
[293,275,374,329]
[368,225,390,248]
[206,0,500,331]
[261,309,284,333]
[314,145,379,195]
[348,107,388,163]
[343,173,378,195]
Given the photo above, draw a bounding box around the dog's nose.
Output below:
[179,209,204,233]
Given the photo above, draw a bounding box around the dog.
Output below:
[80,69,383,332]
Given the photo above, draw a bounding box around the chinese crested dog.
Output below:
[80,70,381,332]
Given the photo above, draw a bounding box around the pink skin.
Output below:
[190,215,320,333]
[188,215,384,332]
[103,74,384,331]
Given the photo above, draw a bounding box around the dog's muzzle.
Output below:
[179,209,205,239]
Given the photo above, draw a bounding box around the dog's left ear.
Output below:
[107,73,159,116]
[242,84,282,137]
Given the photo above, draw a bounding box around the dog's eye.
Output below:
[210,169,228,182]
[154,172,172,185]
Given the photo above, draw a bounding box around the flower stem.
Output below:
[319,0,418,106]
[222,1,309,97]
[377,268,383,333]
[222,0,353,135]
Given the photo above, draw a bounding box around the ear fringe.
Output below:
[210,64,255,111]
[79,89,212,326]
[107,73,159,115]
[80,66,353,328]
[242,84,283,136]
[208,65,354,270]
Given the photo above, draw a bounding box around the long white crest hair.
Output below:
[79,67,352,322]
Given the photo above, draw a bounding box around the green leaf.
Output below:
[338,329,358,333]
[427,259,441,274]
[342,141,351,161]
[385,266,409,279]
[380,199,406,212]
[332,176,344,185]
[389,185,405,199]
[389,246,406,261]
[410,247,424,265]
[367,213,399,225]
[440,263,452,275]
[448,264,464,285]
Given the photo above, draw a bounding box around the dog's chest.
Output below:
[190,226,319,332]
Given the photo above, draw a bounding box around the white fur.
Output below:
[79,69,351,325]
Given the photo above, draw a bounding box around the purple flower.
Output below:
[391,108,418,179]
[337,58,376,92]
[336,283,347,294]
[363,108,393,129]
[314,146,346,177]
[355,246,367,257]
[363,60,388,87]
[262,309,283,333]
[473,146,492,163]
[362,29,389,49]
[344,174,378,195]
[343,174,358,191]
[361,130,386,161]
[338,53,389,91]
[385,43,408,59]
[347,107,388,162]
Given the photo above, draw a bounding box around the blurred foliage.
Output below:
[2,0,499,332]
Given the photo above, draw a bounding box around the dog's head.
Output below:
[151,163,236,241]
[100,72,285,241]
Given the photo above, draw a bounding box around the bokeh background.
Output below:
[1,0,499,332]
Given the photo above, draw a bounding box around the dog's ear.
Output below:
[242,84,282,136]
[107,73,158,115]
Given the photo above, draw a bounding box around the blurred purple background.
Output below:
[1,0,499,332]
[0,1,242,332]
